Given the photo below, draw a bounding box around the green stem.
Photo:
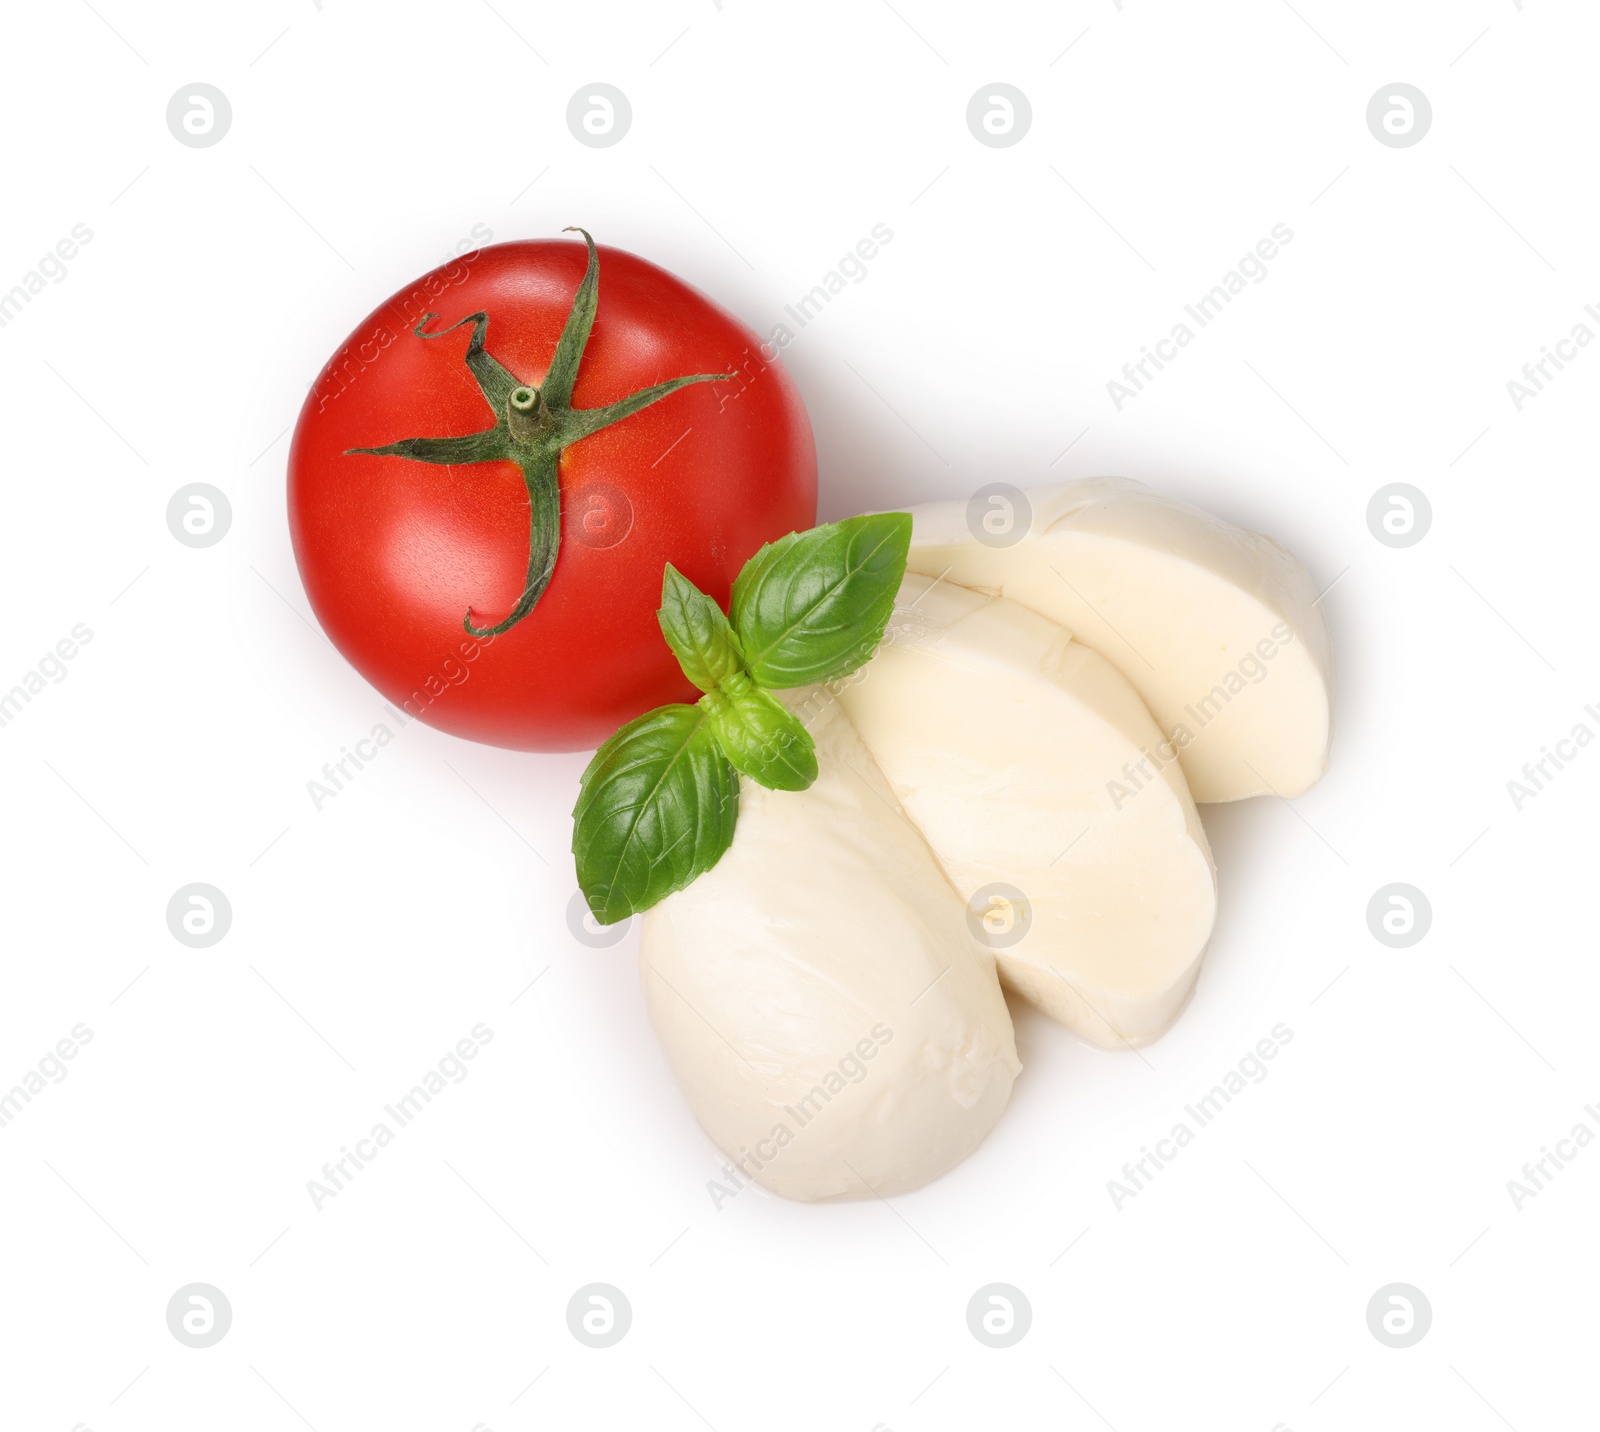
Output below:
[344,228,733,638]
[506,386,542,444]
[465,449,561,637]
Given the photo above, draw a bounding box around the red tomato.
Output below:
[288,235,816,751]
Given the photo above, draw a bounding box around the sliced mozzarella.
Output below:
[836,575,1217,1049]
[639,691,1019,1202]
[905,477,1333,802]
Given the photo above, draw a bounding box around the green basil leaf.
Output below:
[703,685,817,792]
[731,513,912,688]
[572,704,738,924]
[657,564,745,692]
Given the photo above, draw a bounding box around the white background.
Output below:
[2,1,1595,1428]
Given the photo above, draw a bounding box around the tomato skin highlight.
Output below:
[288,238,817,751]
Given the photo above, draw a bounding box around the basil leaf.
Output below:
[657,564,744,692]
[703,685,817,792]
[731,513,912,688]
[572,704,739,924]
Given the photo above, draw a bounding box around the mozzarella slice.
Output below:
[836,575,1217,1049]
[639,691,1020,1202]
[904,477,1333,802]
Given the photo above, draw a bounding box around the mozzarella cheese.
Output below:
[639,691,1019,1201]
[904,477,1333,802]
[836,575,1217,1048]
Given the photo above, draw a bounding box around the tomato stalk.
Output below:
[346,227,728,638]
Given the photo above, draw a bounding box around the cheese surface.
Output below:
[640,691,1019,1201]
[904,478,1333,802]
[837,575,1218,1048]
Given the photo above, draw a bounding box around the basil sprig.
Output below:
[731,515,910,686]
[703,682,818,792]
[571,705,738,926]
[572,512,911,924]
[657,565,745,692]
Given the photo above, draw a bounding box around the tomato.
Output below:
[288,233,816,751]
